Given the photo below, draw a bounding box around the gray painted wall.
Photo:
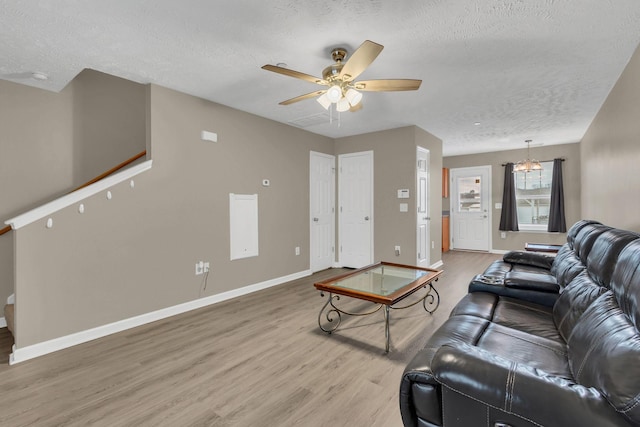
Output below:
[1,70,146,309]
[335,126,443,266]
[581,44,640,231]
[444,142,581,251]
[14,83,333,347]
[72,70,147,184]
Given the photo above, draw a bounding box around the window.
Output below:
[514,161,553,230]
[457,175,482,212]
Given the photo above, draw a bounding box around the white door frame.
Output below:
[416,147,430,268]
[309,151,336,272]
[450,166,492,251]
[338,151,374,268]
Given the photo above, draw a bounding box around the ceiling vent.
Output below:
[287,112,331,128]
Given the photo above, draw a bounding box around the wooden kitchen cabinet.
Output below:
[442,168,449,198]
[442,215,450,252]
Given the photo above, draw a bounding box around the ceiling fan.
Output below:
[262,40,422,112]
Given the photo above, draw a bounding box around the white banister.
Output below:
[5,160,152,230]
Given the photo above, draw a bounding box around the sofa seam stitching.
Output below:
[438,382,544,427]
[489,327,567,357]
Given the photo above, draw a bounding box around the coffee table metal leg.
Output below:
[318,292,342,333]
[423,283,440,313]
[384,305,390,353]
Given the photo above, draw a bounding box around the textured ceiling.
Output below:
[2,0,640,156]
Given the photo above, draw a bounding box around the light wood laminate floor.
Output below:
[0,251,500,427]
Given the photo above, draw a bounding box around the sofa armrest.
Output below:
[431,344,630,427]
[503,250,554,269]
[400,347,442,427]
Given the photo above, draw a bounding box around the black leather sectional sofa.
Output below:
[400,220,640,427]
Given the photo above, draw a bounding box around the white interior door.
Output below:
[339,151,373,268]
[416,147,430,268]
[310,151,335,272]
[451,166,491,251]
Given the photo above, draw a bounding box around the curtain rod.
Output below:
[501,158,565,167]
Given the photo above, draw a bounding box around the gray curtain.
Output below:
[499,162,519,231]
[548,158,567,232]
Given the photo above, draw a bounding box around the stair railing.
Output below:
[1,150,147,236]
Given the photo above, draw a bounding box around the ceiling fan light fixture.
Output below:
[336,97,350,112]
[345,88,362,106]
[326,85,342,103]
[262,40,421,112]
[317,93,331,110]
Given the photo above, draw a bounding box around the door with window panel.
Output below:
[451,166,490,251]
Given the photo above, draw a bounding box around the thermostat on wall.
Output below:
[397,189,410,199]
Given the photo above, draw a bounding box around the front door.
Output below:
[310,151,335,272]
[339,151,373,268]
[450,166,491,251]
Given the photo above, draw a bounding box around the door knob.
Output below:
[313,217,319,222]
[483,215,488,218]
[364,216,370,221]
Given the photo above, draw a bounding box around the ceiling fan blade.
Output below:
[279,90,327,105]
[262,64,327,86]
[353,79,422,92]
[339,40,384,81]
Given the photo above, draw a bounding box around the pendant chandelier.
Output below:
[513,139,543,173]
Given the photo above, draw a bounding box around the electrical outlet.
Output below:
[204,262,210,272]
[501,231,507,239]
[395,245,401,256]
[295,246,300,256]
[195,261,204,275]
[431,241,435,249]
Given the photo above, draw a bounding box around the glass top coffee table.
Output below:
[314,262,443,352]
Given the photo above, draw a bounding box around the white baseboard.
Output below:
[430,260,444,269]
[9,269,312,365]
[0,317,6,328]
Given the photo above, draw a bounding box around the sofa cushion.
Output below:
[481,260,512,276]
[550,243,585,290]
[504,271,559,293]
[476,322,570,378]
[568,292,640,425]
[573,223,612,264]
[585,229,639,287]
[609,239,640,329]
[566,219,602,248]
[491,297,561,341]
[452,293,562,342]
[449,291,497,319]
[553,271,607,342]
